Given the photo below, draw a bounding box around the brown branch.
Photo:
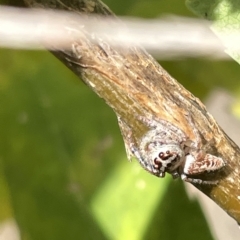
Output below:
[23,0,240,223]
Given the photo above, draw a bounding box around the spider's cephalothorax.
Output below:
[126,116,225,185]
[140,140,185,178]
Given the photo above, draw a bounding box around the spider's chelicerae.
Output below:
[123,116,225,185]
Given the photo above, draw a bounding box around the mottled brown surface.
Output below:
[24,0,240,223]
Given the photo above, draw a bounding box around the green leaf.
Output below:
[91,160,171,240]
[186,0,240,63]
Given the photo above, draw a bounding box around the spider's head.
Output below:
[146,143,185,177]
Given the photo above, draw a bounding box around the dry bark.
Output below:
[23,0,240,223]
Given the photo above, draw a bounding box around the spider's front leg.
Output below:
[117,116,152,171]
[181,151,225,184]
[117,116,137,161]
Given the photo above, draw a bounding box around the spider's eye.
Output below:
[159,152,164,158]
[153,158,162,169]
[166,150,170,154]
[167,163,172,168]
[154,158,159,164]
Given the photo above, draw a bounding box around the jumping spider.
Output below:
[119,116,225,184]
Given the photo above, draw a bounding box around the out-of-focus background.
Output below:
[0,0,240,239]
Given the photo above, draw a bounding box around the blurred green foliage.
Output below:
[1,0,240,239]
[186,0,240,63]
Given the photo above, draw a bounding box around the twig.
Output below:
[0,6,228,59]
[23,0,240,223]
